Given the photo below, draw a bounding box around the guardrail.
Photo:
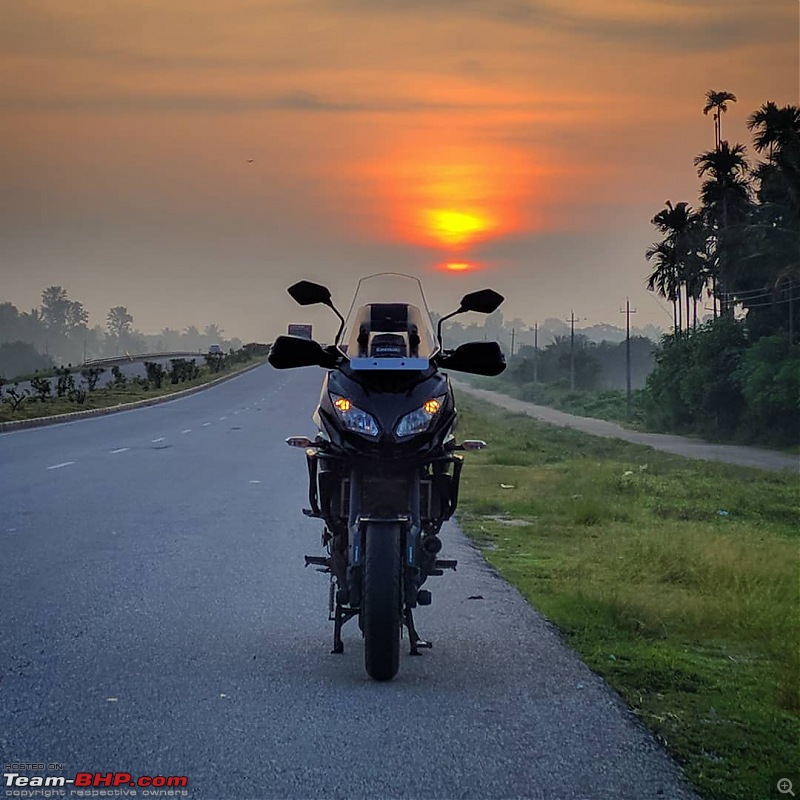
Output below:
[81,351,206,368]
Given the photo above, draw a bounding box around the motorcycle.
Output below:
[269,273,506,681]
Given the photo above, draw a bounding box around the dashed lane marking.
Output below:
[151,437,165,443]
[47,461,75,470]
[202,422,211,427]
[110,447,129,454]
[181,429,192,434]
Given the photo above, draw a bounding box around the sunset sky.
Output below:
[1,0,797,342]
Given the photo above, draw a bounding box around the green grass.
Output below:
[0,358,267,423]
[455,395,799,800]
[469,375,648,426]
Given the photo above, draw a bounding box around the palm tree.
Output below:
[742,103,800,335]
[646,240,681,333]
[747,102,800,158]
[694,143,751,314]
[203,323,224,342]
[647,201,707,332]
[703,90,737,149]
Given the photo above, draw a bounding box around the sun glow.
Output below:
[441,261,474,272]
[378,141,530,255]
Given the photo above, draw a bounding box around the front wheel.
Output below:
[362,521,402,681]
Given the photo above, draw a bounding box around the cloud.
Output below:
[0,87,592,116]
[340,0,797,54]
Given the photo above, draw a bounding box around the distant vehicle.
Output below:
[208,344,223,355]
[287,324,313,339]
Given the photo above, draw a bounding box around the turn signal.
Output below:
[334,397,352,412]
[423,399,441,414]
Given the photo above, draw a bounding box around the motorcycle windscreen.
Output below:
[337,273,440,371]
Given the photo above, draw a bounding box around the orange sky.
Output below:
[0,0,797,339]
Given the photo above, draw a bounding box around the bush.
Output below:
[204,352,226,373]
[30,376,52,402]
[55,367,75,398]
[80,366,105,391]
[110,365,127,387]
[736,335,800,445]
[169,358,200,383]
[644,318,798,445]
[143,361,166,389]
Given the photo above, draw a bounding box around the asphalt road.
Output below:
[455,382,799,473]
[1,365,697,800]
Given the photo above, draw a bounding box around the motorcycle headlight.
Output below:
[330,394,380,437]
[395,395,447,438]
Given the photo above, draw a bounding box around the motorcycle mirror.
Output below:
[268,335,337,370]
[436,341,506,376]
[458,289,504,315]
[436,288,505,347]
[287,281,334,307]
[287,281,347,344]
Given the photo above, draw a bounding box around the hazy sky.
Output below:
[1,0,797,342]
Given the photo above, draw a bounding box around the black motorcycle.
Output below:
[269,273,506,681]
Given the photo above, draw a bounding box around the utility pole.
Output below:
[533,323,539,384]
[620,298,637,419]
[510,328,515,357]
[568,311,576,390]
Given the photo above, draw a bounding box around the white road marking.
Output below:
[181,429,192,434]
[47,461,75,470]
[202,422,211,427]
[219,416,227,420]
[151,437,165,443]
[249,480,262,484]
[110,447,129,454]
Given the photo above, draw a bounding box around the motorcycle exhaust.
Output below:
[421,535,443,555]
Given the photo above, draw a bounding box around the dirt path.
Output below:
[454,382,799,473]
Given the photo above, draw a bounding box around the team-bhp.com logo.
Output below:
[4,771,188,797]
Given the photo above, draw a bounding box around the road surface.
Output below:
[455,381,799,473]
[1,365,696,799]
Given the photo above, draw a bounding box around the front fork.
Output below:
[336,469,432,655]
[345,470,422,597]
[300,450,464,655]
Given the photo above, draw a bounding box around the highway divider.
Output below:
[0,360,265,433]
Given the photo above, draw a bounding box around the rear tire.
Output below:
[362,522,402,681]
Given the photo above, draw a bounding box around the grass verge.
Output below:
[469,374,647,426]
[455,394,799,800]
[0,358,268,424]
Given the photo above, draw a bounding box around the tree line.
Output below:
[644,92,799,444]
[0,286,243,379]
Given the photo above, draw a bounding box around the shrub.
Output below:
[80,366,105,391]
[30,376,52,402]
[143,361,166,389]
[55,367,75,398]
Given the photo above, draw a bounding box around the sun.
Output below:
[422,208,494,248]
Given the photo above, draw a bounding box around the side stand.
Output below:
[332,603,358,654]
[404,607,432,656]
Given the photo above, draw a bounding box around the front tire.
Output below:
[362,522,402,681]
